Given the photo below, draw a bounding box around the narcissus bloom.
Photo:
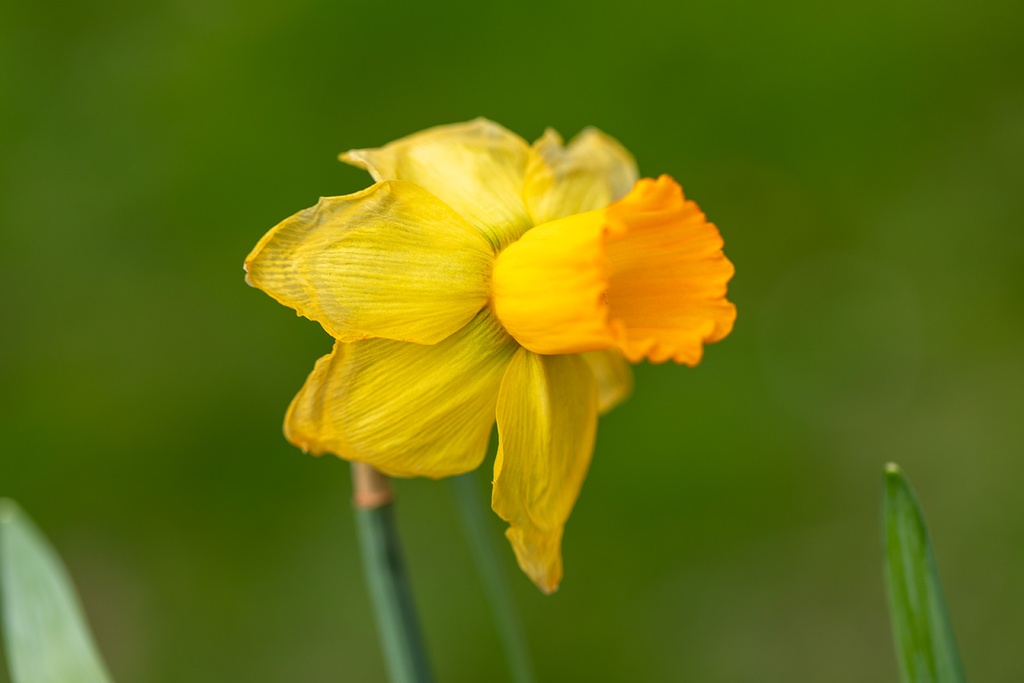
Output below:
[245,119,735,592]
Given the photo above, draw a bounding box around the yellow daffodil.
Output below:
[245,119,736,593]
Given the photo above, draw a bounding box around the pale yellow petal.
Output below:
[285,310,517,478]
[492,349,598,593]
[245,180,493,344]
[341,119,533,250]
[582,350,633,414]
[524,127,638,225]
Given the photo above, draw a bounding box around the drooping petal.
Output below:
[341,119,533,250]
[524,127,638,225]
[491,175,736,365]
[245,180,494,344]
[286,310,518,478]
[582,350,633,414]
[492,349,598,593]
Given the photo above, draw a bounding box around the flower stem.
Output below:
[352,463,434,683]
[450,472,536,683]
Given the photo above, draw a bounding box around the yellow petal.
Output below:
[582,350,633,414]
[285,310,517,478]
[341,119,533,250]
[245,180,493,345]
[492,175,736,365]
[524,127,638,225]
[491,349,598,593]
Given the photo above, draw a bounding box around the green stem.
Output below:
[352,463,434,683]
[450,472,536,683]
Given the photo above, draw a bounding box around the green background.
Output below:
[2,0,1023,680]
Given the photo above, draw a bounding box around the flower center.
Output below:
[490,175,735,365]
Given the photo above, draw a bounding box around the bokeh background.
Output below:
[2,0,1023,680]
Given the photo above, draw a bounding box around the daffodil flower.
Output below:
[245,119,735,592]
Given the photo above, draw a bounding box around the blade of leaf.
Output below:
[883,464,966,683]
[0,499,114,683]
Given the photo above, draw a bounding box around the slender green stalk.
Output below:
[450,472,535,683]
[351,463,434,683]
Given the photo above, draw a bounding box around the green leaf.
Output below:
[883,464,966,683]
[0,499,114,683]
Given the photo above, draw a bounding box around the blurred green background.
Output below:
[2,0,1023,680]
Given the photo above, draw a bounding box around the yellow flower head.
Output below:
[245,119,736,593]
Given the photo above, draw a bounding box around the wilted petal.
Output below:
[341,119,532,250]
[582,350,633,414]
[492,349,598,593]
[286,310,517,477]
[524,127,638,225]
[245,180,493,344]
